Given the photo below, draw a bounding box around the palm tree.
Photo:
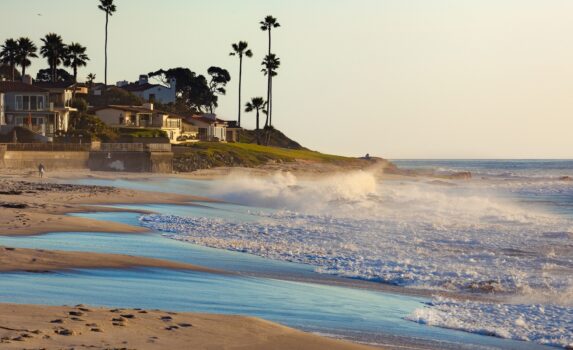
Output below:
[40,33,66,82]
[98,0,117,86]
[64,43,89,82]
[260,16,280,126]
[230,41,253,128]
[245,97,266,145]
[261,54,280,127]
[16,37,38,78]
[0,39,19,81]
[86,73,96,86]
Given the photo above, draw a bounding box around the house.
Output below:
[0,92,4,126]
[117,75,176,104]
[184,114,230,142]
[92,103,183,143]
[34,81,77,131]
[0,79,72,140]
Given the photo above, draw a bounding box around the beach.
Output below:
[0,171,383,350]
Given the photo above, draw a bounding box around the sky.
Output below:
[2,0,573,159]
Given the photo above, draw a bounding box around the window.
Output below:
[15,96,23,110]
[30,96,37,110]
[37,96,44,110]
[23,96,29,110]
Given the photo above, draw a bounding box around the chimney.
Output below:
[143,102,154,111]
[22,75,33,85]
[139,74,148,85]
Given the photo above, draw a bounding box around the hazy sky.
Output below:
[2,0,573,158]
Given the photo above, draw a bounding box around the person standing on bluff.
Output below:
[38,164,45,178]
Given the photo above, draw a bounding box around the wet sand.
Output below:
[0,303,377,350]
[0,246,219,273]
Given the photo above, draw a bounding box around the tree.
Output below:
[260,15,280,126]
[148,67,217,113]
[86,73,96,86]
[40,33,67,82]
[261,54,280,127]
[206,66,231,113]
[0,39,19,81]
[15,37,38,78]
[35,68,73,82]
[230,41,252,128]
[64,42,89,82]
[98,0,116,86]
[245,97,266,145]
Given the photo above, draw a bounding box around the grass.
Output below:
[172,142,356,171]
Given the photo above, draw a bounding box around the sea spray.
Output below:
[139,171,573,348]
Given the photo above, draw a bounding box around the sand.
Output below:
[0,303,377,350]
[0,246,219,273]
[0,177,211,236]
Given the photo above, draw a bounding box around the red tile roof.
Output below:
[0,81,48,93]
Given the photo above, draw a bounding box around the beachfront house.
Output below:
[184,114,230,142]
[117,75,176,104]
[0,79,73,140]
[92,103,183,143]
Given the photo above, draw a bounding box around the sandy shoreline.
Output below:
[0,246,219,274]
[0,173,385,349]
[0,303,377,349]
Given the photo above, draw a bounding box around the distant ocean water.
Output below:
[139,160,573,348]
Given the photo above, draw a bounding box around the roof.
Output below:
[34,81,76,90]
[189,114,228,125]
[121,83,164,92]
[0,81,47,93]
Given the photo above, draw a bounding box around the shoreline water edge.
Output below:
[1,161,572,349]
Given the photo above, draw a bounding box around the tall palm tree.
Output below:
[0,39,19,81]
[260,16,280,126]
[16,37,38,78]
[64,42,89,82]
[98,0,116,86]
[230,41,253,128]
[40,33,66,82]
[261,54,280,128]
[245,97,266,145]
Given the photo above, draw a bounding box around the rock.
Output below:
[50,319,64,324]
[68,311,84,317]
[559,176,573,181]
[165,325,179,331]
[178,323,192,328]
[160,316,172,321]
[54,328,75,336]
[120,314,135,319]
[90,328,104,333]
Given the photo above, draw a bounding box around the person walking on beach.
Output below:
[38,163,45,178]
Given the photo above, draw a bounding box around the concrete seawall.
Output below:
[0,144,173,173]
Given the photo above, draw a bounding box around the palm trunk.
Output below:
[11,64,15,81]
[238,56,242,127]
[256,109,260,145]
[21,61,26,78]
[104,14,109,86]
[265,28,272,128]
[73,66,78,83]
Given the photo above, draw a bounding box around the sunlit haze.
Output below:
[3,0,572,158]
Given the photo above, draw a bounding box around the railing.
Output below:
[99,143,171,152]
[145,143,171,152]
[0,143,171,152]
[3,143,91,152]
[100,143,145,152]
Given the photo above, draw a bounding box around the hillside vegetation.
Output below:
[172,142,358,172]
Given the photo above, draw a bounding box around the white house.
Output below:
[185,114,229,142]
[117,75,176,104]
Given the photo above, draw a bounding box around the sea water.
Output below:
[74,160,573,348]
